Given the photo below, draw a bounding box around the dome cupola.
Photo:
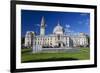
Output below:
[53,21,64,35]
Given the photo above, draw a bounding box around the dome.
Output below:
[53,22,64,35]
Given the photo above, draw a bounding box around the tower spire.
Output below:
[40,16,45,35]
[41,16,45,26]
[57,20,60,26]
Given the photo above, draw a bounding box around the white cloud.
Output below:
[36,24,40,26]
[85,19,89,25]
[65,24,70,28]
[36,24,47,27]
[78,21,83,24]
[65,24,73,33]
[78,19,89,26]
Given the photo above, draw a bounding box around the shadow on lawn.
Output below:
[22,57,79,63]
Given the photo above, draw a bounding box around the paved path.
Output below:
[41,48,80,53]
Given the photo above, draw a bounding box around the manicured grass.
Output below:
[21,48,90,63]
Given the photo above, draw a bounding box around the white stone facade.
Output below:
[24,31,34,48]
[34,33,88,48]
[24,17,89,49]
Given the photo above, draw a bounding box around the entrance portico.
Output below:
[56,41,65,47]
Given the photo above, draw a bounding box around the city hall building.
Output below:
[24,17,89,49]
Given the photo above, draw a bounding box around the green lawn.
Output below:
[21,48,90,63]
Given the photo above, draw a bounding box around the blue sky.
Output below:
[21,10,90,37]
